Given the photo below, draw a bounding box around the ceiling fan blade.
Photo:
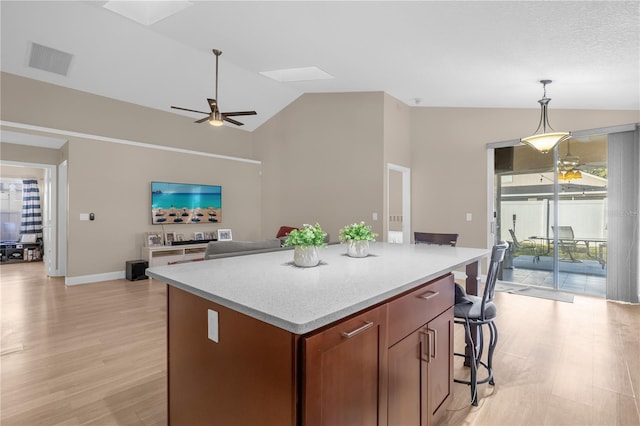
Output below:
[171,106,209,115]
[223,116,244,126]
[207,98,217,111]
[195,116,210,124]
[222,111,257,117]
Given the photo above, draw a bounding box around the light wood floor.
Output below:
[1,262,638,425]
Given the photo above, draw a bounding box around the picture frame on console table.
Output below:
[217,229,232,241]
[165,232,176,245]
[176,234,185,242]
[194,232,204,241]
[145,232,164,247]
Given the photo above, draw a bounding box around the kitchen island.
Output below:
[147,242,489,426]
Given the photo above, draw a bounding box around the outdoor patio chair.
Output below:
[552,225,586,262]
[508,229,539,263]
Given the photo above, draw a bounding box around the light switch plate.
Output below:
[208,309,219,343]
[466,213,472,222]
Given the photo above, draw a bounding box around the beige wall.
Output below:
[255,92,385,242]
[0,142,62,165]
[2,73,638,281]
[383,93,411,238]
[66,138,261,276]
[1,72,255,160]
[1,73,263,280]
[410,107,640,248]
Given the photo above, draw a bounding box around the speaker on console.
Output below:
[126,260,148,281]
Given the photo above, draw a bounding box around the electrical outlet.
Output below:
[208,309,219,343]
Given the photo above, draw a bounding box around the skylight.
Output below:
[259,67,334,83]
[103,0,193,26]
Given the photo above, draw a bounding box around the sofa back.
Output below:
[204,239,286,260]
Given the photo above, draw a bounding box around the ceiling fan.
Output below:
[171,49,256,127]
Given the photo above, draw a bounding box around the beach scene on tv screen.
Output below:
[151,182,222,224]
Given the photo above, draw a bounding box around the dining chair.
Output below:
[414,232,459,246]
[453,241,508,406]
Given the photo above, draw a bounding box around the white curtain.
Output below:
[20,179,43,239]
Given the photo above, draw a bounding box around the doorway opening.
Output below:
[386,164,411,244]
[0,161,61,277]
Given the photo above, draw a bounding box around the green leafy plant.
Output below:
[283,223,327,247]
[339,221,378,242]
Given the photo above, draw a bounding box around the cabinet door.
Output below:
[303,305,388,426]
[388,328,427,426]
[388,307,454,426]
[426,307,454,425]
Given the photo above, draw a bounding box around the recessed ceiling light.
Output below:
[103,1,193,26]
[259,67,334,83]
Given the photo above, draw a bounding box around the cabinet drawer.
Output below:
[387,273,454,346]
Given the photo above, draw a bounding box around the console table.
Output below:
[147,243,489,425]
[141,243,209,267]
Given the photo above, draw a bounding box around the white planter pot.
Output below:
[293,245,320,267]
[347,240,370,258]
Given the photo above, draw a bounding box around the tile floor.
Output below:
[502,255,606,298]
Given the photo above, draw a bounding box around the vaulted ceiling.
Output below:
[1,1,638,132]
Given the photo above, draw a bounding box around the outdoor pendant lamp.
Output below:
[521,80,571,154]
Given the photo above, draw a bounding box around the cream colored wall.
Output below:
[410,107,639,248]
[1,73,263,280]
[0,142,61,165]
[383,93,411,239]
[255,92,385,241]
[66,138,261,277]
[2,72,638,279]
[1,72,255,160]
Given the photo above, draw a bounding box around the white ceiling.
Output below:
[1,1,639,132]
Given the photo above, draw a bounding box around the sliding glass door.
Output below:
[494,136,608,296]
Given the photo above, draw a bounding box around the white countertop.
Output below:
[146,242,489,334]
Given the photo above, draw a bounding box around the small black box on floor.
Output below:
[126,260,148,281]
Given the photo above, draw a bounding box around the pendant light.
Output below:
[521,80,571,154]
[557,139,583,181]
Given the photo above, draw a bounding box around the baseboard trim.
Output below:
[65,270,125,286]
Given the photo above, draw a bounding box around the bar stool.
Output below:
[453,242,508,406]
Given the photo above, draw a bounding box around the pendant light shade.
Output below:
[521,80,571,154]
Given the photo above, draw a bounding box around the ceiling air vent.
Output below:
[28,42,73,76]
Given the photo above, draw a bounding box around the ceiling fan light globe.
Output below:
[209,111,224,126]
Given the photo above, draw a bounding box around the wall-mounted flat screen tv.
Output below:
[151,181,222,225]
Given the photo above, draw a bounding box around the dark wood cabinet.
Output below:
[426,307,454,424]
[303,305,388,426]
[167,273,455,426]
[387,273,455,426]
[388,307,454,426]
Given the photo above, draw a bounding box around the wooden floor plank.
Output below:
[2,261,639,425]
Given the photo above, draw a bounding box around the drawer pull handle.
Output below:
[420,291,440,300]
[341,321,374,339]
